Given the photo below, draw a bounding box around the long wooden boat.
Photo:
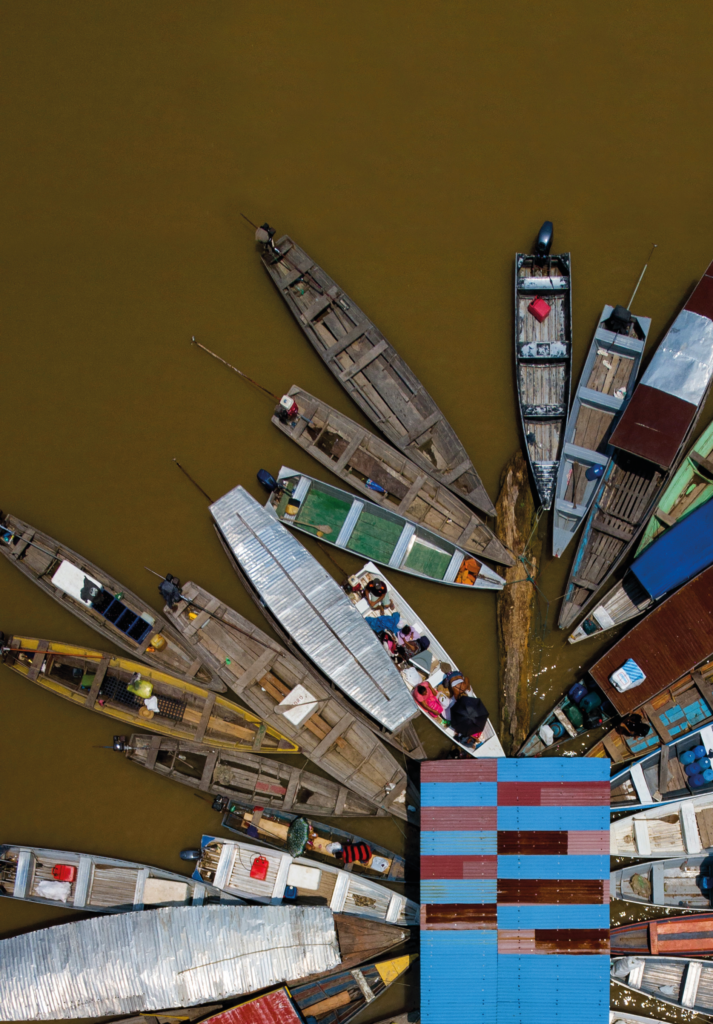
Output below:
[118,734,396,818]
[612,855,713,911]
[194,835,418,926]
[0,904,347,1020]
[0,635,296,752]
[266,467,505,590]
[346,562,504,756]
[161,579,415,821]
[196,986,419,1024]
[610,723,713,811]
[610,792,713,857]
[612,913,713,956]
[569,495,713,644]
[210,484,425,759]
[0,511,224,691]
[289,955,416,1024]
[552,304,650,557]
[272,385,514,565]
[257,229,494,515]
[517,678,616,757]
[0,844,241,912]
[559,261,713,630]
[219,803,406,882]
[588,660,713,765]
[514,226,572,510]
[636,418,713,555]
[611,955,713,1016]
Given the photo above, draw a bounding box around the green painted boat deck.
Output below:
[345,508,403,564]
[403,539,450,579]
[295,488,351,535]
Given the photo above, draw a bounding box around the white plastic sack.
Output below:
[539,723,555,746]
[611,957,643,978]
[35,880,72,902]
[370,856,390,873]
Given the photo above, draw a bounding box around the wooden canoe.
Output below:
[346,562,505,757]
[119,734,397,818]
[258,230,495,516]
[514,239,572,510]
[272,386,514,565]
[289,955,417,1024]
[0,511,225,691]
[0,844,240,912]
[612,913,713,956]
[552,305,649,557]
[610,722,713,811]
[611,955,713,1016]
[612,855,713,911]
[268,468,505,590]
[587,659,713,765]
[0,636,297,753]
[220,803,406,882]
[162,580,415,821]
[636,418,713,556]
[197,990,419,1024]
[610,792,713,857]
[517,682,615,758]
[195,836,418,926]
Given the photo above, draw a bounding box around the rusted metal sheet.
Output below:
[421,807,498,831]
[420,903,497,930]
[590,563,713,715]
[497,929,609,954]
[200,990,302,1024]
[496,879,607,904]
[496,782,611,805]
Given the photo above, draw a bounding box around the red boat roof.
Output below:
[200,990,303,1024]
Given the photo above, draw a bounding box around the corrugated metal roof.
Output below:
[631,495,713,599]
[420,758,610,1024]
[0,905,340,1020]
[210,485,416,732]
[199,989,302,1024]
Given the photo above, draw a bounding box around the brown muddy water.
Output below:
[3,3,713,1022]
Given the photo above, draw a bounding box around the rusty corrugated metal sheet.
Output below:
[421,807,497,830]
[496,782,611,805]
[421,761,498,782]
[590,562,713,715]
[200,990,302,1024]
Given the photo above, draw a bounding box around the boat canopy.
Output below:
[631,497,713,600]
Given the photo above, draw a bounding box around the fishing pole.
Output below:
[627,242,658,310]
[240,213,259,230]
[173,458,215,503]
[191,337,281,403]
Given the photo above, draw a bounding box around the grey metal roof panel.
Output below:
[640,308,713,405]
[0,905,340,1020]
[210,486,416,733]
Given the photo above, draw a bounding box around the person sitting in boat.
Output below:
[395,635,430,665]
[159,573,183,609]
[397,624,421,645]
[617,712,652,739]
[363,578,395,613]
[450,694,489,748]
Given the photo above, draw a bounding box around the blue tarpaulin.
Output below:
[631,496,713,599]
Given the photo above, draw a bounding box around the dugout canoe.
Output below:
[0,844,241,912]
[161,579,415,821]
[117,734,394,818]
[210,484,426,759]
[610,723,713,812]
[552,304,650,557]
[194,835,418,926]
[0,511,224,691]
[558,261,713,631]
[611,955,713,1016]
[611,792,713,857]
[0,635,297,753]
[219,803,406,882]
[636,418,713,556]
[612,913,713,956]
[346,561,505,757]
[257,228,495,516]
[272,385,514,565]
[514,223,572,510]
[568,480,713,644]
[265,467,504,590]
[612,855,713,911]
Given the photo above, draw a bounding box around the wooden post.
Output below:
[495,450,542,754]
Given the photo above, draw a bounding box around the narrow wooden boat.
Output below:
[118,734,395,818]
[569,493,713,644]
[587,659,713,765]
[0,844,240,912]
[210,484,426,759]
[514,223,572,510]
[612,913,713,956]
[346,562,504,756]
[612,955,713,1016]
[0,511,224,691]
[611,792,713,857]
[0,636,297,753]
[517,679,615,758]
[194,835,418,926]
[289,955,416,1024]
[552,304,650,557]
[612,855,713,911]
[258,229,495,515]
[197,989,419,1024]
[272,385,514,565]
[219,802,406,881]
[161,580,414,821]
[636,418,713,555]
[610,723,713,811]
[118,1009,222,1024]
[559,261,713,630]
[265,467,505,590]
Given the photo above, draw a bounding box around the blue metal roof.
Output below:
[631,495,713,599]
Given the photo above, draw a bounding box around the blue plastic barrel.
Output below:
[704,769,713,783]
[686,762,701,777]
[698,758,712,772]
[690,773,706,788]
[568,682,588,704]
[681,750,697,766]
[551,722,565,739]
[694,745,707,760]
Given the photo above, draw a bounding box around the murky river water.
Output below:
[3,4,713,1022]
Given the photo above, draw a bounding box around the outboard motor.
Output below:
[212,795,231,812]
[180,848,202,862]
[257,469,278,493]
[607,305,633,334]
[112,735,128,752]
[255,222,281,258]
[534,221,554,258]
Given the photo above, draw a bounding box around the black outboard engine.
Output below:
[534,221,554,258]
[257,469,278,493]
[180,847,202,862]
[606,305,633,334]
[212,795,231,812]
[255,222,281,258]
[112,735,128,752]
